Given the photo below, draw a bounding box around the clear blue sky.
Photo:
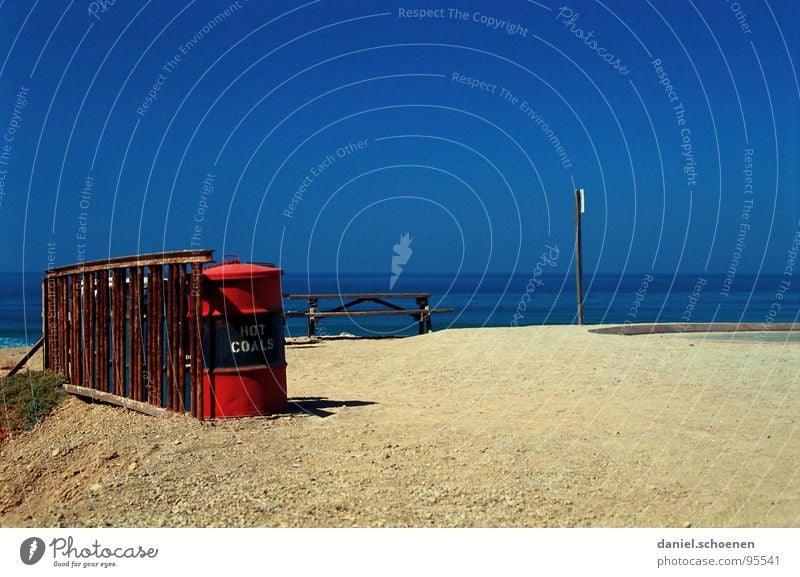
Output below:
[0,0,797,276]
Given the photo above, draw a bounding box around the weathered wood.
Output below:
[285,292,430,300]
[285,293,452,336]
[46,249,213,277]
[152,266,164,407]
[165,265,173,411]
[177,265,187,412]
[57,277,68,375]
[67,276,74,384]
[189,263,203,419]
[287,308,453,318]
[41,278,48,369]
[70,275,81,386]
[130,267,143,401]
[146,266,156,406]
[111,269,126,397]
[42,251,212,419]
[308,298,317,338]
[96,270,108,392]
[81,272,92,388]
[43,277,58,371]
[166,264,179,412]
[63,384,171,418]
[418,296,433,333]
[53,277,61,370]
[6,338,44,377]
[53,278,59,371]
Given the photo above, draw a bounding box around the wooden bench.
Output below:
[284,293,453,337]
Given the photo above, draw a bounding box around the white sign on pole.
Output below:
[578,188,585,213]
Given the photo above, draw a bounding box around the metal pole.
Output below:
[574,188,585,325]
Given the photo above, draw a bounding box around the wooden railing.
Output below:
[285,293,454,337]
[43,250,213,418]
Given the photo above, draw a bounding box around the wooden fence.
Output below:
[43,250,213,418]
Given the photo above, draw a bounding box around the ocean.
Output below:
[0,271,796,347]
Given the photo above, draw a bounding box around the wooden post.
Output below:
[130,267,143,401]
[97,270,108,392]
[190,263,203,420]
[147,265,163,408]
[166,264,177,411]
[42,278,47,369]
[177,265,187,412]
[81,271,93,388]
[111,269,125,397]
[6,338,44,377]
[308,298,318,337]
[70,274,82,385]
[57,277,68,375]
[574,188,585,326]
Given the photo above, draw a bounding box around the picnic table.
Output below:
[284,293,453,337]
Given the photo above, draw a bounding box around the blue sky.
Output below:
[0,0,797,276]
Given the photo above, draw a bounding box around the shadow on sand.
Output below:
[287,396,376,418]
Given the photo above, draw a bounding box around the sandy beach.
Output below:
[0,325,798,527]
[0,346,43,378]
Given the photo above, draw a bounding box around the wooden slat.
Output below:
[64,384,171,418]
[43,278,54,370]
[111,269,126,397]
[96,270,108,392]
[165,266,176,411]
[70,275,82,386]
[66,276,73,383]
[52,278,58,371]
[41,278,48,369]
[285,293,430,300]
[165,265,172,410]
[196,264,203,419]
[130,267,143,401]
[189,263,203,419]
[57,277,68,375]
[111,270,118,395]
[68,275,74,385]
[81,272,92,388]
[53,277,59,371]
[166,264,178,412]
[138,266,146,400]
[144,267,156,404]
[146,265,162,407]
[90,272,98,387]
[153,266,164,407]
[177,264,187,412]
[46,249,213,277]
[289,308,453,318]
[146,266,154,405]
[188,266,196,418]
[128,269,135,398]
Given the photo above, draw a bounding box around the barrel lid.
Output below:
[203,257,282,280]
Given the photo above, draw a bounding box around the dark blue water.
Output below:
[0,273,43,348]
[1,272,797,347]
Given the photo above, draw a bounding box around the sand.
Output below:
[0,345,43,377]
[0,325,798,527]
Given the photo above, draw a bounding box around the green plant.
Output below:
[0,370,67,441]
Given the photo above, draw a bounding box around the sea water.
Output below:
[0,271,796,346]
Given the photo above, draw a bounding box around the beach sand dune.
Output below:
[0,325,797,527]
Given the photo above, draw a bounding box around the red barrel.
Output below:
[201,258,286,418]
